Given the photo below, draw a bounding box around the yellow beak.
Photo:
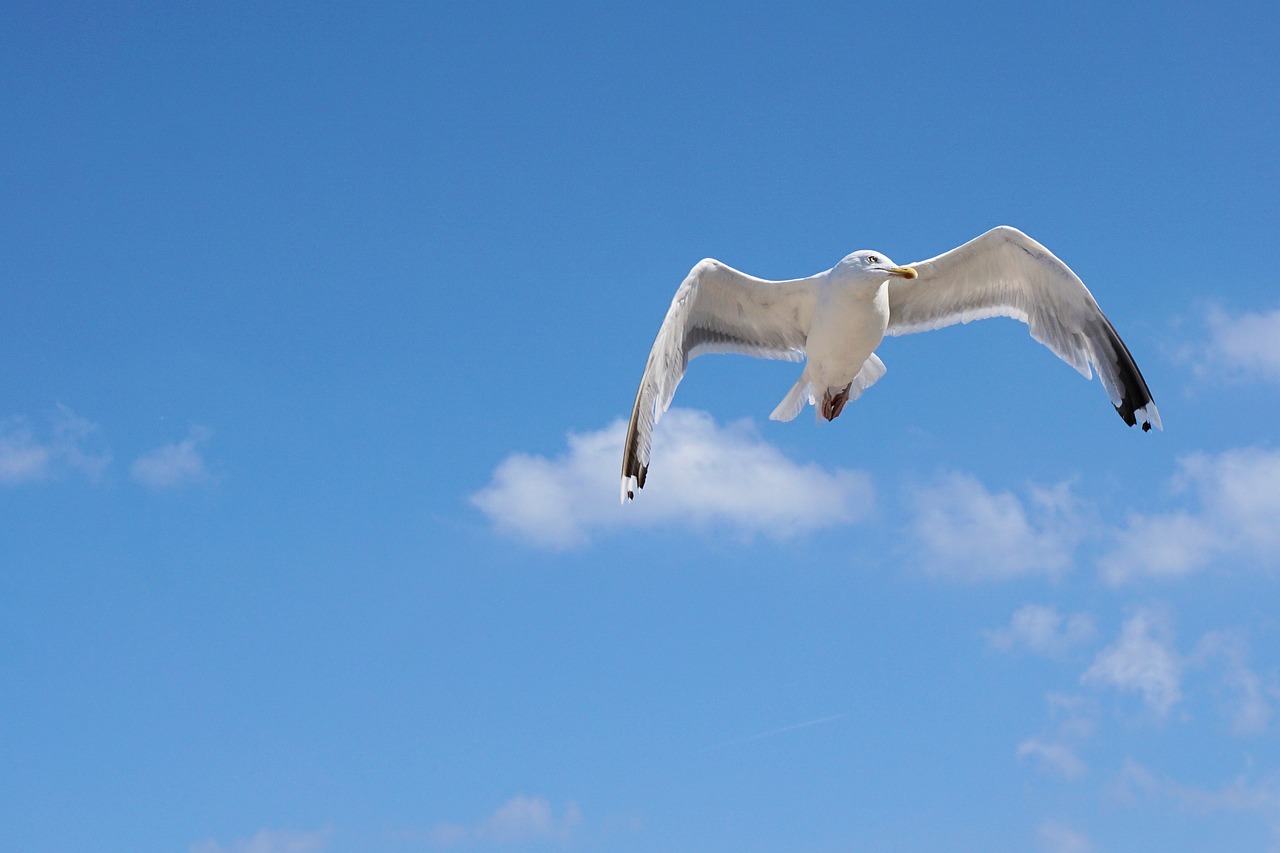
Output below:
[889,265,918,279]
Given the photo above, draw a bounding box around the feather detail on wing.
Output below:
[621,259,819,502]
[886,226,1161,432]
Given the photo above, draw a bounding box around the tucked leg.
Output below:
[821,383,853,421]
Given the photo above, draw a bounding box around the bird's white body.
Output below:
[620,226,1161,503]
[801,267,891,409]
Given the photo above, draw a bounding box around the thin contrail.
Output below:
[710,713,845,750]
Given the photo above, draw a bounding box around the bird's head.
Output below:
[837,250,918,281]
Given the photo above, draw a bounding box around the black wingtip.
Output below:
[1098,314,1158,433]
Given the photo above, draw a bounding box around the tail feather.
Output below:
[851,353,887,396]
[771,354,889,424]
[769,374,813,422]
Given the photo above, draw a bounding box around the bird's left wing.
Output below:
[621,258,820,502]
[886,226,1161,431]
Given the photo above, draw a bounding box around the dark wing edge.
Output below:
[620,379,652,502]
[1092,311,1161,431]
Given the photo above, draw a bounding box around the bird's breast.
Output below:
[805,283,889,384]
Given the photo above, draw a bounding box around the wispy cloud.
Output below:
[0,407,109,484]
[429,794,581,846]
[1016,693,1099,780]
[1082,607,1182,717]
[1201,306,1280,382]
[189,826,331,853]
[1101,447,1280,583]
[1018,738,1088,779]
[903,446,1280,585]
[0,422,50,483]
[1113,759,1280,843]
[988,604,1096,658]
[130,426,213,489]
[905,475,1086,580]
[1192,631,1276,735]
[1046,693,1101,742]
[1037,820,1094,853]
[472,408,874,548]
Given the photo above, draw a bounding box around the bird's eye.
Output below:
[868,255,879,264]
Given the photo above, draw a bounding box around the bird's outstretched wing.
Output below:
[621,259,819,502]
[886,226,1161,431]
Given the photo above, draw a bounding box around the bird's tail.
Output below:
[769,373,813,422]
[770,355,889,424]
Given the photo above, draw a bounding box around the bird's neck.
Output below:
[824,268,888,301]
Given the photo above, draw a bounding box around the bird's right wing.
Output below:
[621,259,820,502]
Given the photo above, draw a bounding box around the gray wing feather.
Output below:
[621,259,819,501]
[886,226,1161,431]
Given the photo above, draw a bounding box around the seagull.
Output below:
[620,226,1161,503]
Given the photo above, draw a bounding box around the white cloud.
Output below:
[429,794,581,846]
[1038,821,1094,853]
[426,824,471,846]
[1169,772,1280,815]
[988,604,1096,658]
[1099,512,1216,582]
[0,422,49,483]
[1114,759,1280,843]
[130,426,212,489]
[471,408,874,548]
[897,446,1280,584]
[1203,306,1280,382]
[483,795,581,843]
[1016,693,1098,780]
[0,408,109,484]
[905,475,1085,580]
[1193,631,1275,735]
[189,827,330,853]
[1101,447,1280,583]
[1046,693,1101,742]
[1018,738,1087,779]
[1082,608,1182,716]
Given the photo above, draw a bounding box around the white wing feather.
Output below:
[887,226,1161,431]
[621,259,819,502]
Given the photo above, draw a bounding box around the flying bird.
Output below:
[620,226,1161,503]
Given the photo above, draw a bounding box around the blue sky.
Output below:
[3,2,1279,851]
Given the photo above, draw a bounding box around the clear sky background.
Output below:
[3,3,1279,852]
